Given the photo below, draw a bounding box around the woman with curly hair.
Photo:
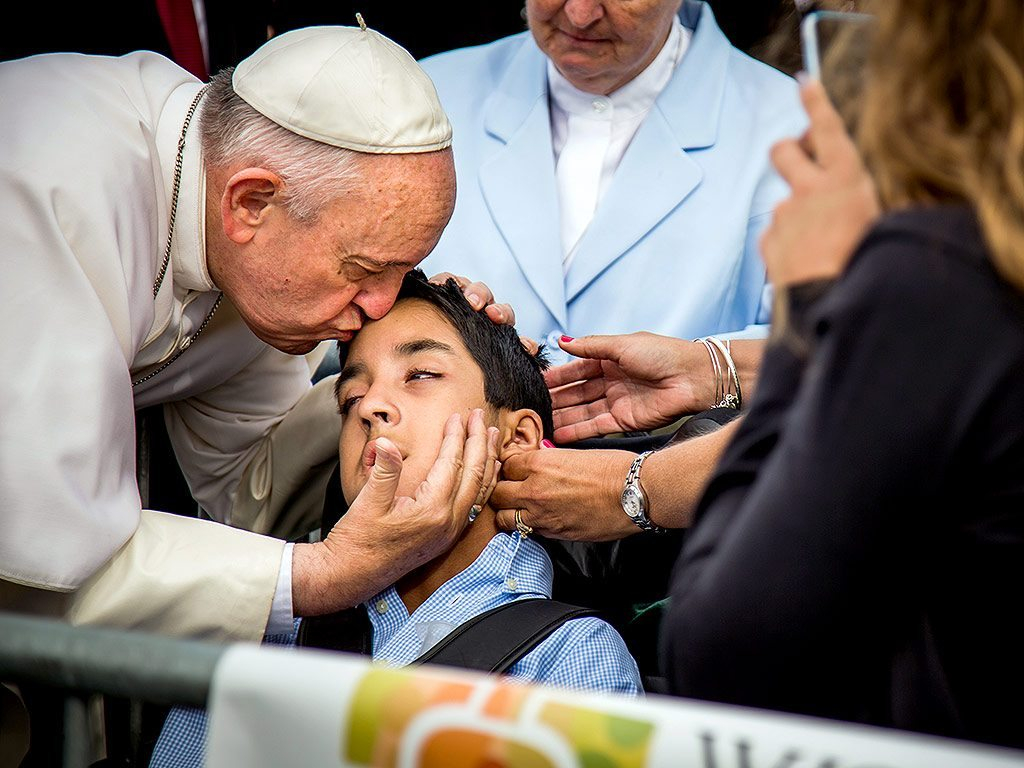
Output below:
[663,0,1024,749]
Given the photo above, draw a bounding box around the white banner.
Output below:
[206,644,1024,768]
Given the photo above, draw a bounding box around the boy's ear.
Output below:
[499,409,544,460]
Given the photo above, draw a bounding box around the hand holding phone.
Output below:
[800,10,874,131]
[760,54,881,289]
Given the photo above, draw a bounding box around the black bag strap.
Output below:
[411,598,596,674]
[296,599,596,676]
[296,607,372,656]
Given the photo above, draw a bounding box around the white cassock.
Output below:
[0,51,340,641]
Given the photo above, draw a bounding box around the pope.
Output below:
[0,24,511,643]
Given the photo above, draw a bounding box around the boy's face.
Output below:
[336,298,495,505]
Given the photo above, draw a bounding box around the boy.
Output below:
[328,269,640,688]
[152,271,640,767]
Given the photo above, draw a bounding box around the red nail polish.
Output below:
[560,335,574,343]
[542,439,555,448]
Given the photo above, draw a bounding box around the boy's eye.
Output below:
[407,369,441,382]
[339,395,363,415]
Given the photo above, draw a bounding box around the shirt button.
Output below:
[375,599,388,614]
[591,98,608,113]
[505,578,518,591]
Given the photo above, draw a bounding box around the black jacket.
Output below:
[663,206,1024,750]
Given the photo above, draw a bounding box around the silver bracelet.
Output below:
[695,337,724,408]
[706,336,742,410]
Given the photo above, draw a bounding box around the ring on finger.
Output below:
[514,508,533,538]
[468,504,483,523]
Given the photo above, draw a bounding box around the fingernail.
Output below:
[372,438,399,468]
[542,439,555,448]
[467,293,482,308]
[796,70,810,86]
[375,452,397,470]
[560,335,574,343]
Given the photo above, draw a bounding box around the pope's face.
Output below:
[335,298,495,505]
[216,150,456,355]
[527,0,683,95]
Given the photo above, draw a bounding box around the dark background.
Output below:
[0,1,797,73]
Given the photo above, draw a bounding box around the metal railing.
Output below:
[0,610,225,768]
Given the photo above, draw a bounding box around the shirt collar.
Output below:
[364,532,554,631]
[547,16,688,121]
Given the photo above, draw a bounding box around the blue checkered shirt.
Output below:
[151,532,641,768]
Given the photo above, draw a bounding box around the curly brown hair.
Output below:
[857,0,1024,292]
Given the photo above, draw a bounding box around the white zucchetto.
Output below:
[232,24,452,154]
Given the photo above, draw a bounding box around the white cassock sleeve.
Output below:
[67,512,285,642]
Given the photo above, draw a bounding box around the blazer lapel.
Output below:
[565,0,730,302]
[479,40,568,329]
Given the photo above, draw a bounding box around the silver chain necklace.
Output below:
[133,85,223,389]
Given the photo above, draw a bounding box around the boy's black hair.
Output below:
[337,269,554,439]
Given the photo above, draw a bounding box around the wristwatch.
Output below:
[620,450,667,533]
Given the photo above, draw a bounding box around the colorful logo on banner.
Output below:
[344,668,655,767]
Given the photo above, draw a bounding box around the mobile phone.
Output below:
[801,10,874,81]
[800,10,875,128]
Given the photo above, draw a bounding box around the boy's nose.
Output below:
[356,391,399,427]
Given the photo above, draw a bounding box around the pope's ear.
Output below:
[220,167,283,244]
[499,409,544,460]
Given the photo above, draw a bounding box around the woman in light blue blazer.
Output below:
[420,0,806,359]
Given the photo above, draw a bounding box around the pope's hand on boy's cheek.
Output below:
[298,409,500,613]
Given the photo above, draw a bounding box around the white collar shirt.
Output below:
[548,16,690,271]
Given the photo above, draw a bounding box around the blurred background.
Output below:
[0,0,806,76]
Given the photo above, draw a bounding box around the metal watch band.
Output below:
[623,450,667,533]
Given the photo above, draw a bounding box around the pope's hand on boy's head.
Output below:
[428,271,517,327]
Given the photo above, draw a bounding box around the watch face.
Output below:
[622,486,643,519]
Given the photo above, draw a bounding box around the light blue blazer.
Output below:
[420,1,806,355]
